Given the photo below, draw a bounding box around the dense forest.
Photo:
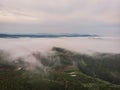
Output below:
[0,47,120,90]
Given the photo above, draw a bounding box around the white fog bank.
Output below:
[0,37,120,58]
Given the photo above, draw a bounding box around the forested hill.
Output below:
[0,47,120,90]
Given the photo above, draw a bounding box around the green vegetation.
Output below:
[0,47,120,90]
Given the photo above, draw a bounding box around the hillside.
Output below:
[0,47,120,90]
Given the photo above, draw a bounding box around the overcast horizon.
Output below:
[0,0,120,36]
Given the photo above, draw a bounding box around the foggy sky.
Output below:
[0,0,120,36]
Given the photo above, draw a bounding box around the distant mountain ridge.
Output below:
[0,33,98,38]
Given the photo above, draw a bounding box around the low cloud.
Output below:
[0,37,120,72]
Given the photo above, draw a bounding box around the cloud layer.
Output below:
[0,37,120,58]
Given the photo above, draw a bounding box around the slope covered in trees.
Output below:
[0,47,120,90]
